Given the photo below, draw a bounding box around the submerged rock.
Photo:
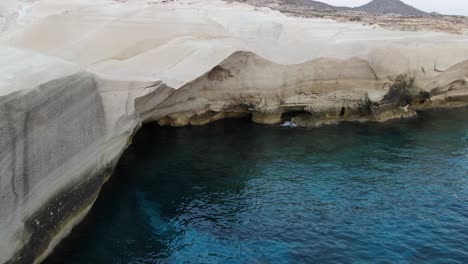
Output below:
[0,0,468,263]
[281,120,298,127]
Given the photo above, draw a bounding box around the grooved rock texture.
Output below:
[1,0,468,263]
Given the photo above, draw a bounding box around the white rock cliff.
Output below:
[1,0,468,263]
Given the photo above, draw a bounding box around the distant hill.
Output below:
[281,0,350,11]
[249,0,431,16]
[354,0,428,16]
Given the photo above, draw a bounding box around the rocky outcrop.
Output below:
[146,51,468,127]
[1,0,468,263]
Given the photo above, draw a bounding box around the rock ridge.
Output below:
[146,50,468,127]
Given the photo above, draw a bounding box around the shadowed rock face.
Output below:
[1,0,468,263]
[0,70,107,264]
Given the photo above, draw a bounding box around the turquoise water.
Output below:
[47,109,468,263]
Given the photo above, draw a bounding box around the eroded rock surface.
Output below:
[1,0,468,263]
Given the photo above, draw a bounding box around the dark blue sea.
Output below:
[46,109,468,264]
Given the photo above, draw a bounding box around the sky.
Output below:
[318,0,468,16]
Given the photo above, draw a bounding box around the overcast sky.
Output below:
[318,0,468,16]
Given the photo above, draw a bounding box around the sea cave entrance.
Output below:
[45,109,468,263]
